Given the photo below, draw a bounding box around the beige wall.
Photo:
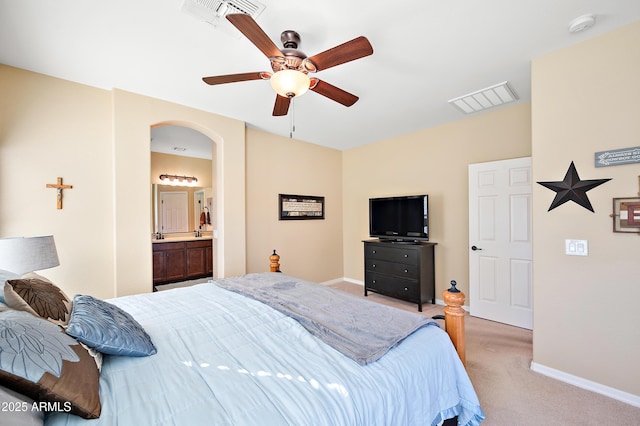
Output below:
[1,65,247,298]
[531,21,640,397]
[342,103,532,298]
[0,65,115,299]
[245,128,343,282]
[150,152,213,188]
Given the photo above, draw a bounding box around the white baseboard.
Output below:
[318,277,352,286]
[319,277,363,286]
[530,362,640,408]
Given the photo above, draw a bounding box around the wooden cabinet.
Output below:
[363,240,436,311]
[186,240,211,279]
[153,239,213,285]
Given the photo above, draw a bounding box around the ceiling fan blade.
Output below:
[310,79,359,107]
[202,72,265,85]
[272,95,291,116]
[307,36,373,71]
[227,14,282,58]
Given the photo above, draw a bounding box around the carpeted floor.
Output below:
[158,277,640,425]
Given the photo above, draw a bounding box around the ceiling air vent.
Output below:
[448,81,519,114]
[180,0,266,35]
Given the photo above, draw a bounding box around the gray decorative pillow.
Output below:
[66,295,157,357]
[0,310,101,419]
[4,273,72,327]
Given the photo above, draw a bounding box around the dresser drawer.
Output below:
[365,244,417,264]
[365,258,418,279]
[365,272,419,301]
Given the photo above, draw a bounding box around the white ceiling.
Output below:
[2,1,640,152]
[151,125,214,159]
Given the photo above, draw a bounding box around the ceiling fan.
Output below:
[202,14,373,116]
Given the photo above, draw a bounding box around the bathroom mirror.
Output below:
[152,184,213,235]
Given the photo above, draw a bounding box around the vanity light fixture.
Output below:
[159,174,199,186]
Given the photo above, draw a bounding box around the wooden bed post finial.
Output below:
[270,249,281,272]
[443,280,466,366]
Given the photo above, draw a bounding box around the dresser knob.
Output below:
[372,280,376,284]
[372,250,376,254]
[404,287,408,291]
[372,264,376,268]
[404,269,408,273]
[404,254,408,258]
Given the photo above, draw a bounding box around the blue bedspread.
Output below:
[46,273,484,426]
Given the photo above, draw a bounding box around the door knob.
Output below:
[471,245,483,251]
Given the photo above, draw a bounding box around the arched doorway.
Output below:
[150,123,218,284]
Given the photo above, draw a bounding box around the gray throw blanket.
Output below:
[214,273,438,365]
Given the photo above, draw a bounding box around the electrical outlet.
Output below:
[565,239,588,256]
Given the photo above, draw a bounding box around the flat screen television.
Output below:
[369,195,429,242]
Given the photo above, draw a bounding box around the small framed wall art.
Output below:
[279,194,325,220]
[611,197,640,233]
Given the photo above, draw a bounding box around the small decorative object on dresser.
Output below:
[363,239,437,311]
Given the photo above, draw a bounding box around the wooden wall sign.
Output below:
[279,194,324,220]
[595,146,640,167]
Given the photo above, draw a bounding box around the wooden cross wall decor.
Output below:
[46,177,73,209]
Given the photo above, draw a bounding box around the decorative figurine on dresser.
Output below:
[364,195,436,311]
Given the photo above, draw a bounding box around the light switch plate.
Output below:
[565,239,588,256]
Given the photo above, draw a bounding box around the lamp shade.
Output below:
[270,70,310,98]
[0,236,60,275]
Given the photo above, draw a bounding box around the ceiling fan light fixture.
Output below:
[270,70,310,98]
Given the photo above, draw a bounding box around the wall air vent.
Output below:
[448,81,519,114]
[180,0,266,36]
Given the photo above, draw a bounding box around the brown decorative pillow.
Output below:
[4,273,72,326]
[0,310,101,419]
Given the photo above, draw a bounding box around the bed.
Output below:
[1,270,484,426]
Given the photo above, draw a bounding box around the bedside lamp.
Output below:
[0,235,60,274]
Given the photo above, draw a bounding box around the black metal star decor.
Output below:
[537,161,611,212]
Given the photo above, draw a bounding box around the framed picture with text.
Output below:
[279,194,325,220]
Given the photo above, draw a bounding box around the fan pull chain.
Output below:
[289,98,295,138]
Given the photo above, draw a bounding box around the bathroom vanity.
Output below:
[152,237,213,285]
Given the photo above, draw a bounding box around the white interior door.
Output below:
[160,192,189,234]
[468,157,532,329]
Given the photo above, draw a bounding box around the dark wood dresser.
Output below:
[363,240,436,311]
